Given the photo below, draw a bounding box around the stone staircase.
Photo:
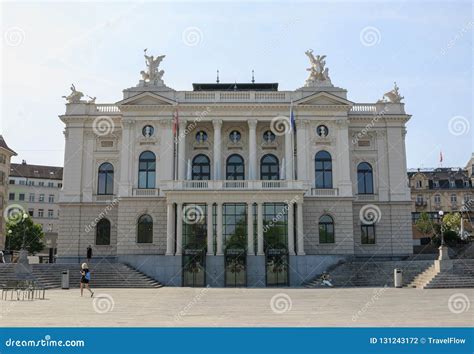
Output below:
[0,263,163,289]
[305,260,434,288]
[409,259,474,289]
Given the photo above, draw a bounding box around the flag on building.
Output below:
[173,108,179,136]
[439,150,443,164]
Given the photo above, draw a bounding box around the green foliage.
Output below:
[441,212,461,233]
[6,217,45,254]
[415,212,435,238]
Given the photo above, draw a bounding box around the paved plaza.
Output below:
[1,287,472,327]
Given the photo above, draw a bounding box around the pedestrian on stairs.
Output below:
[0,250,4,263]
[86,245,93,263]
[80,263,94,297]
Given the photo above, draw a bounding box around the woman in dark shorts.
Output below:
[80,263,94,297]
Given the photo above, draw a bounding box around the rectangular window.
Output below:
[39,194,44,202]
[222,203,247,248]
[38,209,44,218]
[28,180,34,186]
[29,193,35,202]
[48,210,54,218]
[9,179,15,185]
[48,194,54,203]
[28,209,34,217]
[8,193,15,201]
[58,183,62,188]
[48,182,54,187]
[361,225,376,244]
[451,194,457,203]
[19,180,26,185]
[182,204,207,248]
[19,193,25,201]
[0,154,5,163]
[39,181,44,186]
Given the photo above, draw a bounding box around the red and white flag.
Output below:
[173,108,179,136]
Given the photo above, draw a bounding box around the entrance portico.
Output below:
[162,187,306,287]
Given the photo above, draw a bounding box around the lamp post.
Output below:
[437,210,449,260]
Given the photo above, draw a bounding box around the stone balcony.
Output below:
[160,180,306,191]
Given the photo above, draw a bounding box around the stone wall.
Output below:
[116,198,167,255]
[303,198,355,255]
[57,203,118,259]
[353,202,413,256]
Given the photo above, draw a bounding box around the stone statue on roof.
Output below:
[380,82,404,103]
[304,49,332,87]
[140,49,166,85]
[62,84,84,103]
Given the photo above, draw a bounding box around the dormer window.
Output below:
[415,180,422,188]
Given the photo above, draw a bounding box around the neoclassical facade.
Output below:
[57,51,413,287]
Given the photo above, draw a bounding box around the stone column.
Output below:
[287,202,295,255]
[118,119,133,197]
[248,119,257,179]
[159,120,174,180]
[284,128,293,180]
[166,203,175,255]
[247,202,255,255]
[207,202,214,255]
[175,203,183,255]
[296,120,308,182]
[335,119,352,197]
[257,202,264,255]
[216,202,223,255]
[296,200,305,255]
[178,120,187,180]
[213,119,223,180]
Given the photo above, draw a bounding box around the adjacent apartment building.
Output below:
[8,161,63,260]
[408,155,474,245]
[0,135,17,250]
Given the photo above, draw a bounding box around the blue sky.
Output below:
[1,0,472,168]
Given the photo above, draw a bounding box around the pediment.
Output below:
[116,92,176,106]
[295,91,353,106]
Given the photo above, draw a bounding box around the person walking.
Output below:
[0,250,4,263]
[80,263,94,297]
[86,245,92,263]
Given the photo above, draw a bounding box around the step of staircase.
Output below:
[305,260,435,288]
[0,263,163,289]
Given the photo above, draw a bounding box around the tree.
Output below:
[415,212,435,238]
[441,212,461,234]
[6,217,45,254]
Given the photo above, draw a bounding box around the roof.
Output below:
[0,135,17,155]
[407,167,469,179]
[10,162,63,180]
[192,83,279,91]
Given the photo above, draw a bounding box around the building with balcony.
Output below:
[408,162,473,245]
[57,50,413,287]
[0,135,17,250]
[7,161,63,261]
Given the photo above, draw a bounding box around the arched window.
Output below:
[319,215,334,243]
[315,151,332,189]
[226,154,245,180]
[137,214,153,243]
[260,154,279,180]
[96,219,111,245]
[138,151,156,189]
[357,162,374,194]
[97,162,114,195]
[192,154,211,180]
